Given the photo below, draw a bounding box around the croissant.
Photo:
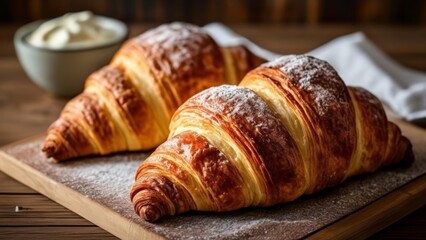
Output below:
[42,22,264,161]
[130,55,414,222]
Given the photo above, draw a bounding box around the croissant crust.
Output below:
[131,55,414,222]
[42,22,264,161]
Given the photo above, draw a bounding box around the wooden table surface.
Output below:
[0,23,425,239]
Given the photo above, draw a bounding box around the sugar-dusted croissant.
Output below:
[42,22,264,161]
[130,55,414,222]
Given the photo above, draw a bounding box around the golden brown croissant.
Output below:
[42,22,264,161]
[130,55,414,222]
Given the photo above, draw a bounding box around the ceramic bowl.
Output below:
[14,16,128,97]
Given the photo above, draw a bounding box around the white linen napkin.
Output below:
[203,23,426,123]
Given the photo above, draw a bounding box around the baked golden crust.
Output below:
[241,55,357,193]
[114,22,227,117]
[170,85,306,205]
[42,22,265,161]
[220,45,265,85]
[131,55,414,222]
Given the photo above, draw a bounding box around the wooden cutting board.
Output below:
[0,118,425,240]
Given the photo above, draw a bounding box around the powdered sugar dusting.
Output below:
[263,55,348,117]
[134,22,221,80]
[2,135,425,239]
[189,85,271,125]
[183,85,281,139]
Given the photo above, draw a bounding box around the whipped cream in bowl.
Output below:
[14,11,128,96]
[26,11,127,50]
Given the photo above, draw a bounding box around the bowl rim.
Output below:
[14,15,129,53]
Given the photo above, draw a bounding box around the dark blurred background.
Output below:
[1,0,425,25]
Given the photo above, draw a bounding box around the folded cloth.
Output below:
[204,23,426,123]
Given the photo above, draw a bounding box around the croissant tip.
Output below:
[402,140,415,167]
[42,143,56,158]
[139,205,162,222]
[42,139,66,161]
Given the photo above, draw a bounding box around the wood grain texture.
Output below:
[0,226,118,240]
[0,194,93,226]
[1,0,425,25]
[0,150,164,240]
[0,172,35,193]
[307,175,426,239]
